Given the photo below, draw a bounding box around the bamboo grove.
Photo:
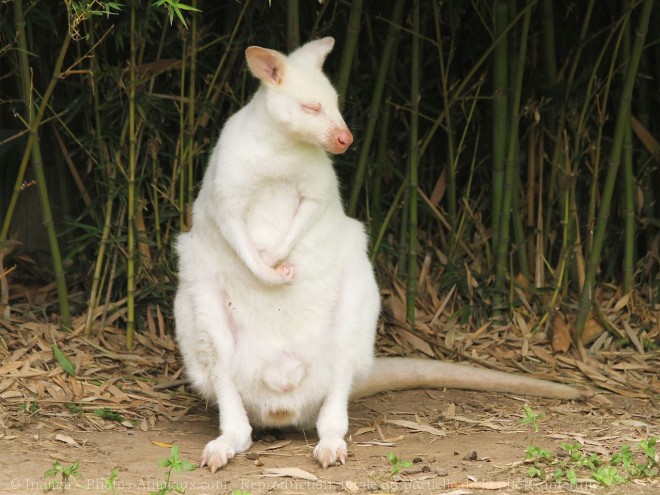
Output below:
[0,0,658,349]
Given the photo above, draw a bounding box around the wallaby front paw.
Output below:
[274,262,296,283]
[313,437,347,469]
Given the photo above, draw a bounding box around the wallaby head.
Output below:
[245,37,353,155]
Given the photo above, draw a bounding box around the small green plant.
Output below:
[520,408,658,488]
[386,452,413,476]
[104,467,120,494]
[150,445,196,495]
[94,407,126,422]
[66,403,83,415]
[519,404,544,433]
[43,461,82,492]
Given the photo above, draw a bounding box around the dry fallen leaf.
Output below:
[54,434,80,447]
[581,317,604,345]
[344,480,360,493]
[396,328,434,356]
[551,314,572,353]
[261,439,292,451]
[386,419,446,437]
[449,480,509,490]
[152,441,173,448]
[353,426,375,436]
[262,467,319,481]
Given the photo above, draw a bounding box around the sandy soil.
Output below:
[1,388,658,495]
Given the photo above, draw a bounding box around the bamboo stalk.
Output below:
[370,83,392,233]
[542,0,594,258]
[370,180,406,264]
[491,0,509,256]
[347,0,405,217]
[620,0,635,295]
[198,0,251,130]
[286,0,300,51]
[406,0,421,329]
[539,0,557,84]
[126,0,138,349]
[494,2,532,305]
[177,32,188,230]
[419,2,536,160]
[432,2,457,235]
[8,0,72,330]
[575,0,653,334]
[337,0,363,110]
[84,23,116,336]
[186,0,199,230]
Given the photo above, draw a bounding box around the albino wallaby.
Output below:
[174,37,589,473]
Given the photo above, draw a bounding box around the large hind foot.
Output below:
[201,434,252,473]
[313,436,347,469]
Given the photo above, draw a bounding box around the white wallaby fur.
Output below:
[174,37,589,473]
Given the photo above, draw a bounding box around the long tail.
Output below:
[351,357,592,400]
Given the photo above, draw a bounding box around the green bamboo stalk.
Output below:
[370,83,392,233]
[636,56,656,259]
[620,0,634,295]
[542,0,594,257]
[286,0,300,51]
[126,0,138,349]
[149,146,163,254]
[539,0,557,84]
[8,0,71,330]
[178,34,188,230]
[432,2,457,235]
[84,24,116,336]
[447,78,484,263]
[509,11,530,282]
[197,0,250,131]
[493,2,532,304]
[336,0,363,111]
[186,0,198,229]
[575,0,653,334]
[406,1,421,329]
[533,133,572,333]
[370,180,406,264]
[347,0,404,217]
[578,13,628,264]
[491,0,509,257]
[419,1,536,160]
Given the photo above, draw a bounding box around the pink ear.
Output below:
[245,47,285,86]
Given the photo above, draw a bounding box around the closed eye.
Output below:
[302,102,322,114]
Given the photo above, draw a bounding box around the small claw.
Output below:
[319,451,332,470]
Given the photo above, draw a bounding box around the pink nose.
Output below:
[336,129,353,150]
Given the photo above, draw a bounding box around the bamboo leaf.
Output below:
[51,343,76,376]
[631,115,660,162]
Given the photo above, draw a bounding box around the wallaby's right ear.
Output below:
[246,46,286,86]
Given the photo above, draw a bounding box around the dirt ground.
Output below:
[1,388,658,495]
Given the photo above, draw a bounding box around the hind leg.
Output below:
[174,280,253,472]
[313,256,380,468]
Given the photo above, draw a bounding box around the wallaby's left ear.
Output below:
[246,46,286,86]
[288,37,335,69]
